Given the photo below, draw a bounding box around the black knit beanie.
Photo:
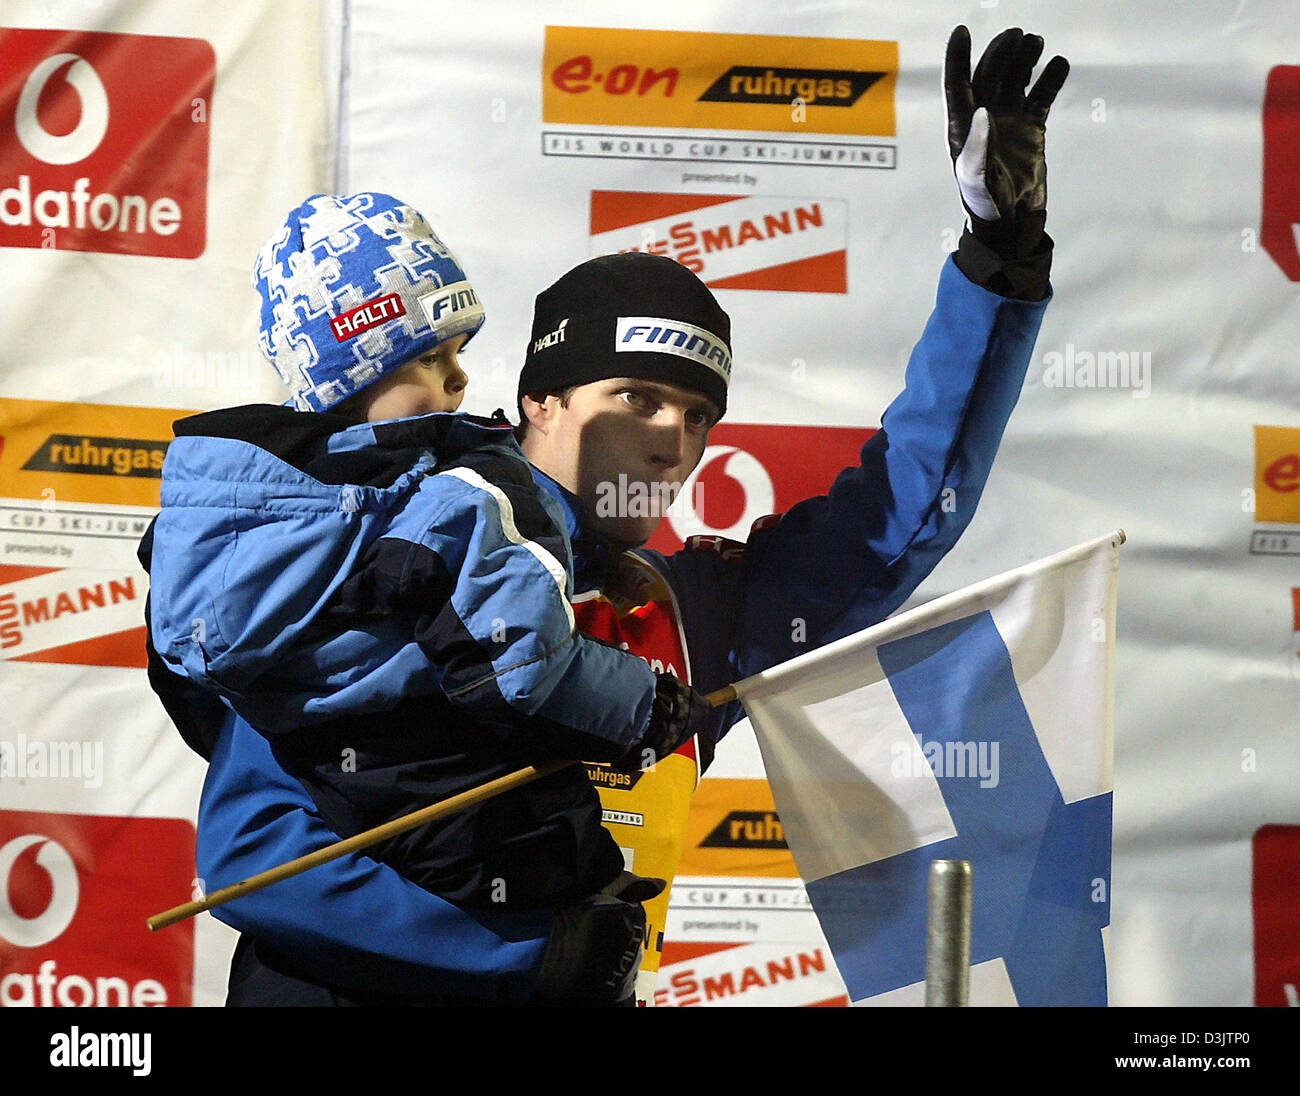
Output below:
[519,252,732,417]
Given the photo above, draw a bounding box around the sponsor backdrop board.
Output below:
[0,1,332,1007]
[2,0,1298,1010]
[344,0,1300,1007]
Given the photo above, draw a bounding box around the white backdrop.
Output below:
[1,0,1297,1008]
[341,0,1300,1006]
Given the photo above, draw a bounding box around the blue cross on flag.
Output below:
[734,532,1121,1006]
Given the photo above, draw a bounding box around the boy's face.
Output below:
[521,377,719,545]
[359,334,470,422]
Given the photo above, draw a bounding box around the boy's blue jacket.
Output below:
[142,407,661,915]
[144,255,1051,1004]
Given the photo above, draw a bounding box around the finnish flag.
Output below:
[734,532,1121,1006]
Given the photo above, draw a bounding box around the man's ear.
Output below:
[519,392,556,435]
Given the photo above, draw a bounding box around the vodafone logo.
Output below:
[668,445,775,542]
[1253,824,1300,1006]
[16,54,108,165]
[0,28,213,258]
[1262,66,1300,281]
[0,810,196,1006]
[643,422,873,555]
[0,834,79,948]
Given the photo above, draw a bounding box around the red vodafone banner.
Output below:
[1253,824,1300,1007]
[0,811,195,1007]
[644,422,872,553]
[1262,66,1300,281]
[0,27,213,259]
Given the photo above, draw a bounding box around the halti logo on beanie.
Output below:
[616,317,732,383]
[534,318,570,354]
[331,293,407,342]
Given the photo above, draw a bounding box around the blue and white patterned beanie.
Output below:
[253,192,485,411]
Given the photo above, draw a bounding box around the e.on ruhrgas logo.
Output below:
[542,26,897,169]
[543,26,895,137]
[0,28,213,258]
[1248,424,1300,556]
[1262,66,1300,281]
[642,423,872,555]
[0,811,195,1006]
[679,777,799,878]
[591,191,847,293]
[0,397,179,573]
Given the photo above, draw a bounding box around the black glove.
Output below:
[944,26,1069,258]
[623,672,713,770]
[530,873,666,1006]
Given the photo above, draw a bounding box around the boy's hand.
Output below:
[626,673,713,769]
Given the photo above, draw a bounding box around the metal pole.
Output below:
[925,859,972,1006]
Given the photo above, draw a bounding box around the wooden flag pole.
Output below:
[147,684,740,931]
[147,760,569,931]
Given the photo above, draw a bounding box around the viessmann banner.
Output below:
[589,190,849,292]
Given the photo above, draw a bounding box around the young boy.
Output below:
[141,192,709,1003]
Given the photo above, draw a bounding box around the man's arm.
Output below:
[735,253,1049,674]
[650,253,1048,695]
[650,25,1067,698]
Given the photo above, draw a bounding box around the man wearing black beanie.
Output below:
[189,26,1067,1006]
[521,251,732,418]
[516,251,730,545]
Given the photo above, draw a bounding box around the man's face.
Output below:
[521,377,719,545]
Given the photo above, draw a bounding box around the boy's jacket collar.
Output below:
[172,404,517,487]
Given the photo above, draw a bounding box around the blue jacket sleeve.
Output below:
[651,255,1049,708]
[370,461,658,759]
[196,711,553,1002]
